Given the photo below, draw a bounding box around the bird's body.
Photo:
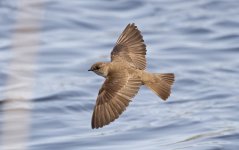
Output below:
[89,23,175,129]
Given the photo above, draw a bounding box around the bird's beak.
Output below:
[88,69,92,71]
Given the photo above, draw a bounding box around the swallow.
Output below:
[89,23,175,129]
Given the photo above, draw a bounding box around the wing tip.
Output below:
[91,99,131,129]
[128,23,136,27]
[125,23,138,30]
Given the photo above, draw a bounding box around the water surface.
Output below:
[0,0,239,150]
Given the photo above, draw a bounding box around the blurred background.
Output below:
[0,0,239,150]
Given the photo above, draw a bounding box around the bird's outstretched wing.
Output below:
[91,70,141,129]
[111,23,147,70]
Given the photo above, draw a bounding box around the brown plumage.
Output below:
[89,23,175,129]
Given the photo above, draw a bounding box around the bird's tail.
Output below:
[143,73,175,100]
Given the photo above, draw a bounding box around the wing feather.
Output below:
[91,71,142,129]
[111,23,147,70]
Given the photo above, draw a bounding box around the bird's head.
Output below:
[88,62,109,77]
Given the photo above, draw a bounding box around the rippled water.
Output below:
[1,0,239,150]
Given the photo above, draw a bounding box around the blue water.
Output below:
[1,0,239,149]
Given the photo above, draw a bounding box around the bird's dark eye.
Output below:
[95,66,100,70]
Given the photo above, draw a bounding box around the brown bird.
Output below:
[88,23,175,129]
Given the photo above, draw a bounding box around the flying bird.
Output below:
[88,23,175,129]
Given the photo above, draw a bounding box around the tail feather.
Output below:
[143,73,175,100]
